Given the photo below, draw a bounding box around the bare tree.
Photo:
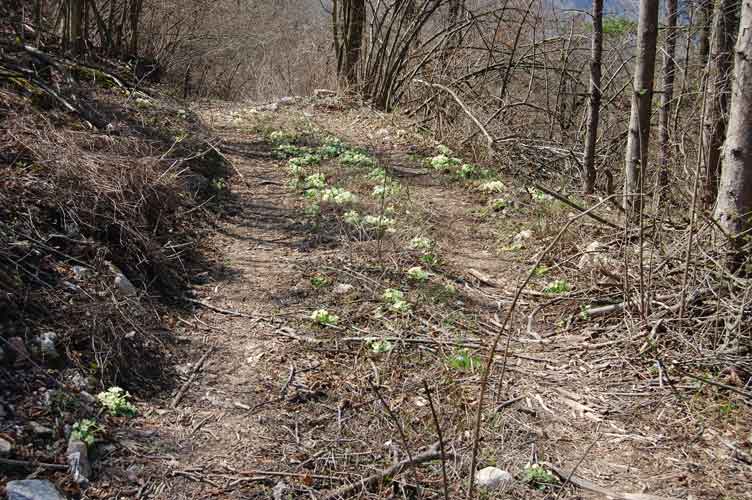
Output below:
[333,0,366,87]
[624,0,660,211]
[129,0,143,56]
[582,0,603,194]
[702,0,739,205]
[698,0,714,66]
[68,0,84,55]
[714,0,752,256]
[657,0,679,191]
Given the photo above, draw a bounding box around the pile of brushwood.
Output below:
[0,32,232,489]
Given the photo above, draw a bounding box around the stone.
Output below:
[0,437,12,455]
[6,480,67,500]
[114,272,137,296]
[62,281,81,293]
[190,272,210,285]
[68,371,93,392]
[71,266,91,281]
[333,283,355,296]
[37,332,59,360]
[513,229,532,242]
[272,481,289,500]
[66,437,92,484]
[79,391,97,405]
[29,421,53,437]
[475,467,513,490]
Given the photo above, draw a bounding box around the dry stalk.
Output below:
[466,195,619,499]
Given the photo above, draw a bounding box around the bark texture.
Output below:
[702,0,739,205]
[583,0,603,194]
[715,0,752,245]
[624,0,660,211]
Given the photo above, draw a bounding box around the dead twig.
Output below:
[171,346,215,408]
[423,380,450,500]
[0,457,69,470]
[548,464,681,500]
[321,442,448,500]
[468,195,619,499]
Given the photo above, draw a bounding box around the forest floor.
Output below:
[3,95,750,500]
[93,98,748,500]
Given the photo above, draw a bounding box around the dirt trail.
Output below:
[116,102,748,500]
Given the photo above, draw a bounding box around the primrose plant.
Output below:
[71,419,100,446]
[409,236,434,252]
[382,288,411,313]
[97,387,137,417]
[407,266,429,282]
[543,279,570,294]
[479,180,505,193]
[269,130,298,144]
[318,137,346,158]
[340,150,375,168]
[428,145,462,172]
[311,309,339,326]
[370,339,394,354]
[319,187,357,206]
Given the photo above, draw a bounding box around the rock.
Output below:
[475,467,513,490]
[333,283,355,296]
[62,281,81,293]
[67,371,94,392]
[7,337,31,366]
[513,229,532,242]
[66,438,92,484]
[6,480,67,500]
[79,391,97,405]
[36,332,59,360]
[71,266,91,281]
[0,437,12,455]
[190,272,210,285]
[277,96,296,106]
[29,421,53,437]
[272,481,289,500]
[114,272,137,296]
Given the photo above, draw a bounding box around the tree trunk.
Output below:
[34,0,43,43]
[582,0,603,194]
[702,0,739,205]
[333,0,366,88]
[698,0,714,66]
[624,0,660,212]
[343,0,365,87]
[129,0,143,57]
[714,0,752,255]
[69,0,84,55]
[657,0,679,192]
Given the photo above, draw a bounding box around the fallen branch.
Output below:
[415,79,495,153]
[184,297,257,319]
[171,346,215,408]
[533,184,623,230]
[0,457,68,470]
[321,442,449,499]
[548,464,680,500]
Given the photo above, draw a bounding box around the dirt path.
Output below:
[114,102,749,500]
